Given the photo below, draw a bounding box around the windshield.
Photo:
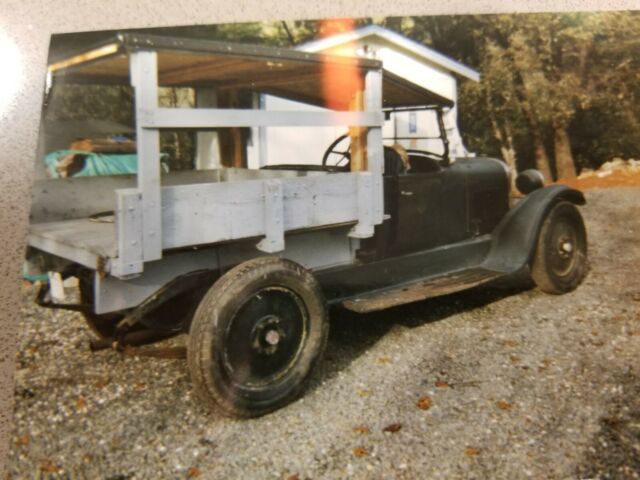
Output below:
[382,106,449,163]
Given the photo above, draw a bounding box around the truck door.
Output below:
[389,171,443,254]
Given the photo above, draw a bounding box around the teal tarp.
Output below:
[44,150,138,177]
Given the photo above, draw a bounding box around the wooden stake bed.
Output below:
[32,34,449,280]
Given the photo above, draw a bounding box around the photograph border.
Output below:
[0,0,635,473]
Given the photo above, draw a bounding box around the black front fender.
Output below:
[483,185,586,273]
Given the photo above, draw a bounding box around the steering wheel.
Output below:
[322,134,351,169]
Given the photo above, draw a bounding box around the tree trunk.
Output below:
[496,38,553,182]
[518,95,553,182]
[483,25,555,182]
[502,121,517,172]
[484,90,518,193]
[553,122,577,179]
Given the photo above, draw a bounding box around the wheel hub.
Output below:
[251,315,286,354]
[265,329,281,346]
[557,235,575,259]
[549,221,579,277]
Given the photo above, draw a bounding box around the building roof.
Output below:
[299,25,480,82]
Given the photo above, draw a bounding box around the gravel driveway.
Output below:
[7,187,640,479]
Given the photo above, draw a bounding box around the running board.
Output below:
[341,268,503,313]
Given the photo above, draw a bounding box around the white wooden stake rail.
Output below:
[115,49,385,278]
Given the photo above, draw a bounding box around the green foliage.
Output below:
[414,12,640,171]
[44,84,133,126]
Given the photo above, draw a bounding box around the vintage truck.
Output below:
[27,33,588,417]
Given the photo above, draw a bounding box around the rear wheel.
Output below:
[188,257,329,418]
[531,201,588,294]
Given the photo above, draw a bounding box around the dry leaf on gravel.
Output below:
[496,400,512,410]
[416,396,432,410]
[40,460,60,473]
[502,340,520,348]
[383,423,402,433]
[464,447,481,457]
[353,426,370,434]
[353,447,368,457]
[94,377,110,389]
[15,435,30,446]
[75,396,88,413]
[286,475,300,480]
[187,466,202,477]
[356,388,371,397]
[435,380,450,388]
[376,356,392,364]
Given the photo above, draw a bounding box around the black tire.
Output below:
[531,201,588,294]
[187,257,329,418]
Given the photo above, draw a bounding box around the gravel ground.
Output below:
[7,187,640,479]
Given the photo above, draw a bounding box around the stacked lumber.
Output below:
[70,137,136,153]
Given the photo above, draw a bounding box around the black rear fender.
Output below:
[483,185,586,273]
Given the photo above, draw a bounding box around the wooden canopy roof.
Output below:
[49,33,453,109]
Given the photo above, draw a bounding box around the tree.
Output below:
[403,12,640,180]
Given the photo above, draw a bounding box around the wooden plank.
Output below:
[49,43,120,73]
[143,108,384,129]
[216,68,318,90]
[113,189,143,277]
[28,219,116,270]
[216,89,248,168]
[160,173,359,250]
[161,180,264,249]
[365,69,385,225]
[160,57,258,85]
[348,89,367,172]
[348,173,374,239]
[256,180,285,253]
[130,50,163,263]
[194,87,220,170]
[29,219,116,258]
[69,138,136,153]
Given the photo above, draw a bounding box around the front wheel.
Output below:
[531,201,588,294]
[187,257,329,417]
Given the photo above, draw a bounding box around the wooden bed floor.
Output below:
[29,218,117,266]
